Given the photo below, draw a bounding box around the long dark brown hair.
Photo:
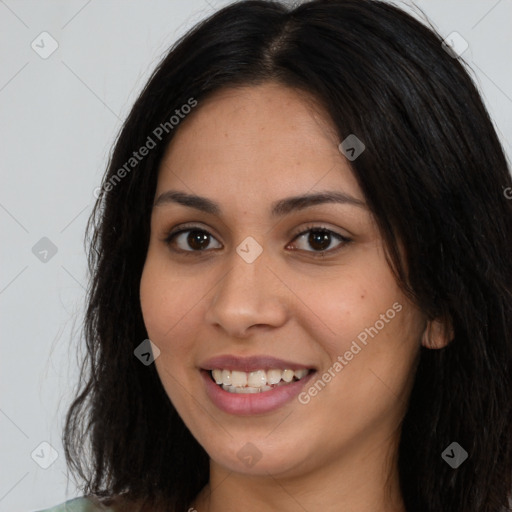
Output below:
[64,1,512,511]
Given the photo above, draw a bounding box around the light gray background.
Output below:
[1,1,511,510]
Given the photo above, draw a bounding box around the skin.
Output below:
[139,82,450,512]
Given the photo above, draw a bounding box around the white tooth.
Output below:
[294,369,308,380]
[221,369,232,386]
[267,368,282,385]
[217,368,308,389]
[212,369,223,384]
[248,370,267,387]
[242,386,261,393]
[282,369,294,383]
[231,370,248,387]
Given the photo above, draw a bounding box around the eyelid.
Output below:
[290,222,351,242]
[163,222,220,241]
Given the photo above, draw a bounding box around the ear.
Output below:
[421,316,454,349]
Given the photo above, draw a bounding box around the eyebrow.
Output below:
[153,189,367,217]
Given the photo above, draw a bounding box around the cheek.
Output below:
[139,252,200,342]
[291,260,405,357]
[139,251,214,398]
[306,273,422,409]
[139,256,196,403]
[139,263,168,340]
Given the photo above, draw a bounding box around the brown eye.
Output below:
[289,227,351,255]
[165,228,222,253]
[185,230,211,251]
[307,230,331,251]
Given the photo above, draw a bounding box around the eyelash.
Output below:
[163,223,352,258]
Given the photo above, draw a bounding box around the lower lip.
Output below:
[200,369,316,416]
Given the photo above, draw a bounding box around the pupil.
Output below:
[188,230,209,250]
[309,230,330,251]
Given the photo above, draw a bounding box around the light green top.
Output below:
[35,497,114,512]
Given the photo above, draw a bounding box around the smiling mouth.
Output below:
[209,368,314,394]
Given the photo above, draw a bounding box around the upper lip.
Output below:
[200,355,315,373]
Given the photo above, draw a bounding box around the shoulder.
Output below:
[34,497,115,512]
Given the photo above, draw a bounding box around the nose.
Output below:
[204,248,289,339]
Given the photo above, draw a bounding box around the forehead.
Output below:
[156,83,363,205]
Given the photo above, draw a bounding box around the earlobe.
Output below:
[421,316,454,349]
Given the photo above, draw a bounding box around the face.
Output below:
[139,83,428,479]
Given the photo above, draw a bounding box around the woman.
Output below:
[37,0,512,511]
